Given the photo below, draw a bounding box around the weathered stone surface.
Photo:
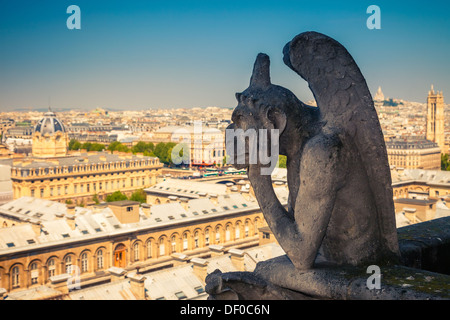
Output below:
[253,255,450,300]
[398,216,450,274]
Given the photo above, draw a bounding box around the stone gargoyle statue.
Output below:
[206,31,402,300]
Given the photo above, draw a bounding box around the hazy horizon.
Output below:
[1,1,449,111]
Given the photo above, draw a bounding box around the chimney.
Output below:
[208,245,225,257]
[55,212,65,219]
[0,288,7,300]
[141,203,151,217]
[31,222,42,236]
[127,273,147,300]
[49,274,72,294]
[108,267,127,282]
[191,257,209,282]
[66,214,76,230]
[179,197,189,210]
[229,248,245,271]
[171,253,189,266]
[208,194,218,205]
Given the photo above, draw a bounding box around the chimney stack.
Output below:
[108,267,127,282]
[0,288,7,300]
[31,222,42,236]
[229,248,245,271]
[66,203,76,216]
[66,215,76,230]
[191,257,209,282]
[49,274,72,294]
[208,245,225,257]
[141,203,151,217]
[128,273,147,300]
[171,253,189,266]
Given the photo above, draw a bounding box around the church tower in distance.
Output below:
[426,85,445,154]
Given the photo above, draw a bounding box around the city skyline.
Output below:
[1,0,450,110]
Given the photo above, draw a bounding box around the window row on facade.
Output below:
[12,159,161,178]
[0,217,262,291]
[13,172,157,200]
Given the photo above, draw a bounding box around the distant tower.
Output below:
[426,85,445,153]
[374,86,385,101]
[32,109,68,158]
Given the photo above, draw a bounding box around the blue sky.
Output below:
[0,0,449,110]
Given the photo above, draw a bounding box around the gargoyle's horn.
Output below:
[250,53,271,88]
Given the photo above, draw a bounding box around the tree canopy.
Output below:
[105,189,147,203]
[69,139,186,166]
[106,190,128,202]
[68,139,105,152]
[442,154,450,171]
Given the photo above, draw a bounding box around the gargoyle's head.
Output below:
[225,53,302,171]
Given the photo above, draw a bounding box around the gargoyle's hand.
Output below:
[205,269,312,300]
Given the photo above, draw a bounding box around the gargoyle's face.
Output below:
[225,90,287,170]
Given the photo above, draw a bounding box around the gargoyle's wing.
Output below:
[283,31,400,259]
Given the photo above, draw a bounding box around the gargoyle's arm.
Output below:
[248,168,299,248]
[248,163,314,270]
[291,134,344,269]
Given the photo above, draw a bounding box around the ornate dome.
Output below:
[34,110,66,135]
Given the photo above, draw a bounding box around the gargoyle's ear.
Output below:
[266,106,287,133]
[250,53,271,89]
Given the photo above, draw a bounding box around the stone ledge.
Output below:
[253,255,450,300]
[398,216,450,274]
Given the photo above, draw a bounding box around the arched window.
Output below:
[81,253,88,273]
[205,229,210,246]
[146,240,153,259]
[12,266,20,288]
[215,227,221,244]
[48,259,56,278]
[134,243,140,261]
[226,225,231,242]
[65,256,72,274]
[159,238,165,256]
[97,250,104,270]
[30,262,38,284]
[235,223,241,239]
[245,221,249,237]
[194,231,199,248]
[254,219,259,234]
[183,233,188,251]
[171,236,177,253]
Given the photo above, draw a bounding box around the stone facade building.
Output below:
[152,125,225,166]
[0,111,163,205]
[0,185,268,294]
[386,136,441,170]
[8,151,162,205]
